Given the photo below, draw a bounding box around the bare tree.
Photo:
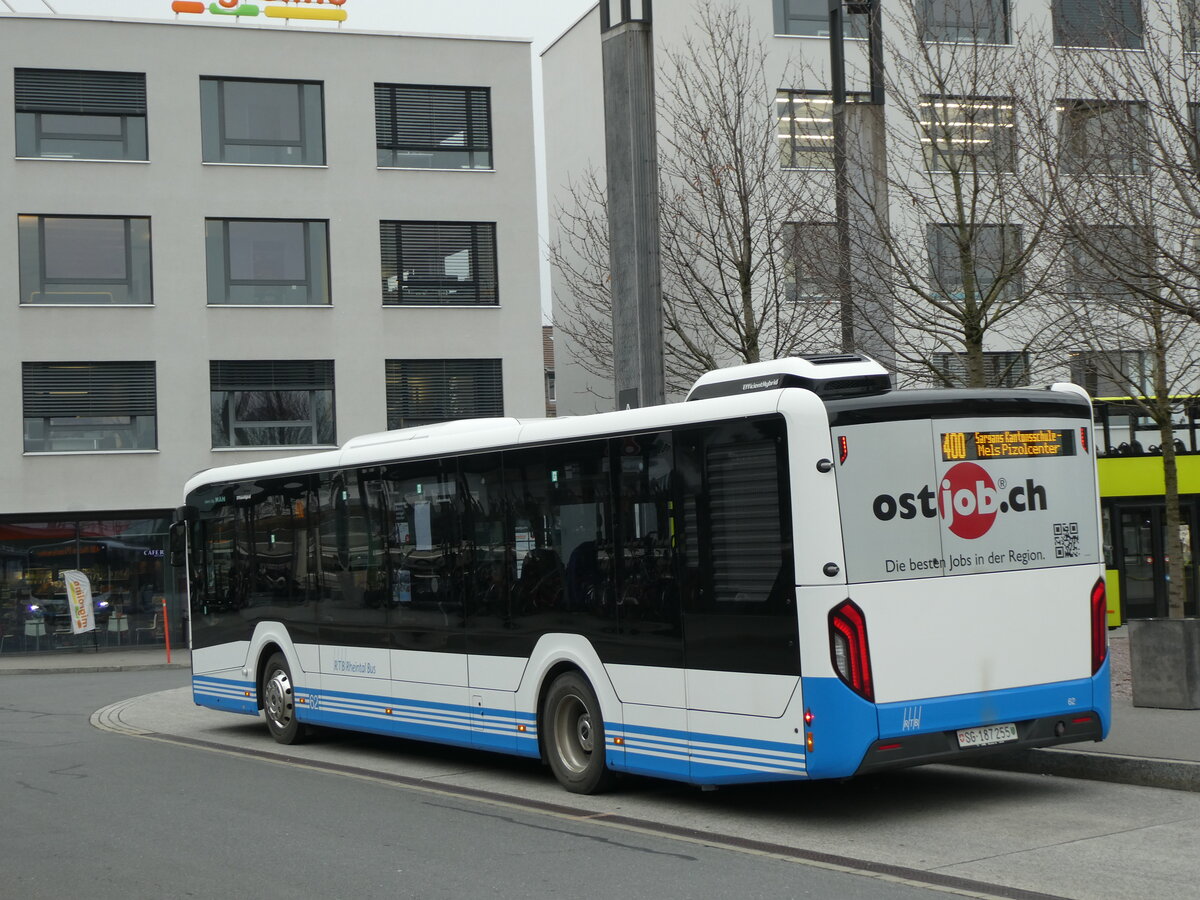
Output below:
[841,3,1069,388]
[1020,0,1200,617]
[550,1,836,397]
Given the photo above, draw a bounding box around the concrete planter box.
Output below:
[1129,618,1200,710]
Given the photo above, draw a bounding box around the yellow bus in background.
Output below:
[1095,397,1200,625]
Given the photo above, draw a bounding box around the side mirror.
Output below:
[169,520,187,569]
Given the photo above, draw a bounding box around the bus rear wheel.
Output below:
[262,653,305,745]
[542,672,614,794]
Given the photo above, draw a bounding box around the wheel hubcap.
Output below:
[553,694,593,774]
[264,669,293,731]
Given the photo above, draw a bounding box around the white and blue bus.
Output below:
[176,355,1110,793]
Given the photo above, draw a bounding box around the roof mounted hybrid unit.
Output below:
[685,354,892,402]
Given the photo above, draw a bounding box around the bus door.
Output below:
[1117,504,1197,619]
[675,418,803,782]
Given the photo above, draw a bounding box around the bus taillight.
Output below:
[1091,578,1107,674]
[829,599,874,701]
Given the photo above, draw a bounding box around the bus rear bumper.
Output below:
[854,711,1105,775]
[857,659,1112,775]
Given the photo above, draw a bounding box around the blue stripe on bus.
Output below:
[298,685,543,759]
[608,721,807,784]
[193,675,258,716]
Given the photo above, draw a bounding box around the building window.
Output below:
[385,359,503,429]
[773,0,866,37]
[210,360,335,448]
[375,83,492,169]
[18,215,152,305]
[777,91,836,170]
[920,96,1015,173]
[1069,350,1148,396]
[205,218,330,305]
[927,224,1023,302]
[1052,0,1142,49]
[23,361,156,452]
[783,222,841,304]
[932,351,1030,387]
[15,68,147,161]
[380,221,497,305]
[200,78,325,165]
[919,0,1009,43]
[1066,225,1148,302]
[1059,100,1148,175]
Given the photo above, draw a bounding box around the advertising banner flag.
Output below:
[63,570,95,634]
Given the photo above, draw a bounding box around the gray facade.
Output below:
[1,15,546,516]
[0,14,545,655]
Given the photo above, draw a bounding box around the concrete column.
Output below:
[601,1,665,410]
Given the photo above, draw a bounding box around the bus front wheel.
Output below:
[542,672,614,794]
[262,653,305,745]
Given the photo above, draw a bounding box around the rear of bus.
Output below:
[805,387,1109,778]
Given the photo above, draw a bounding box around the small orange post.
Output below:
[161,596,172,664]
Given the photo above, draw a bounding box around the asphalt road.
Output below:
[3,669,960,900]
[5,669,1200,899]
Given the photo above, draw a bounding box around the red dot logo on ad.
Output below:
[938,462,999,539]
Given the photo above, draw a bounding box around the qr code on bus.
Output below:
[1054,522,1080,559]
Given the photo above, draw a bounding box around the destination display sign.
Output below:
[941,428,1075,462]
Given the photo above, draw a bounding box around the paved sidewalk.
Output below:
[2,628,1197,790]
[0,644,190,674]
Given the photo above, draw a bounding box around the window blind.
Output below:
[385,359,503,424]
[381,221,497,304]
[23,361,156,416]
[15,68,147,115]
[210,360,334,391]
[374,83,491,153]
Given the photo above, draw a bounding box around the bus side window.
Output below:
[382,460,459,619]
[615,431,679,642]
[316,472,370,615]
[458,453,508,620]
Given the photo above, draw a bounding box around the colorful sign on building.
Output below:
[170,0,348,22]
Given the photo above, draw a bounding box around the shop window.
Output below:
[375,83,492,169]
[205,218,330,305]
[385,358,502,429]
[210,360,335,448]
[22,361,156,452]
[380,221,497,305]
[15,68,147,160]
[18,215,152,305]
[200,77,325,164]
[0,517,173,653]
